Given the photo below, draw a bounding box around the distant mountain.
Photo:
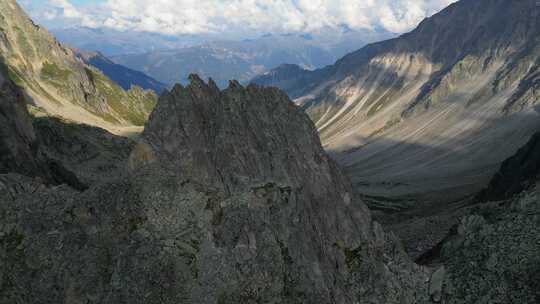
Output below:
[251,64,316,98]
[0,0,157,133]
[256,0,540,203]
[51,26,206,56]
[74,49,167,94]
[111,30,394,88]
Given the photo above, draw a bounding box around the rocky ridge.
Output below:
[2,72,540,304]
[0,76,430,304]
[1,0,539,303]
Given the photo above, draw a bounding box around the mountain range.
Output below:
[73,49,166,94]
[254,0,540,205]
[1,0,540,303]
[110,30,394,88]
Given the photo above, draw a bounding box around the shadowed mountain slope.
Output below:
[74,49,166,94]
[256,0,540,203]
[477,130,540,201]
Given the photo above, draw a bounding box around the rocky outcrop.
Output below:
[0,61,41,176]
[1,76,429,304]
[130,75,430,303]
[412,128,540,302]
[430,190,540,303]
[477,131,540,201]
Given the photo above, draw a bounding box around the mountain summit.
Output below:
[2,1,540,303]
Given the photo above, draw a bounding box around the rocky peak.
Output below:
[336,0,539,74]
[1,73,427,304]
[126,75,427,303]
[136,75,336,194]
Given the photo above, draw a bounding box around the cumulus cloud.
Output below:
[26,0,458,35]
[44,0,100,27]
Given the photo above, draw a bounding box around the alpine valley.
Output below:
[1,0,540,304]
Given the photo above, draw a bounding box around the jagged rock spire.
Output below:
[127,76,428,303]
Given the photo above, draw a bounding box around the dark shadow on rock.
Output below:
[33,116,135,187]
[0,56,87,191]
[477,131,540,202]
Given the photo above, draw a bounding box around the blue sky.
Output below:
[20,0,456,36]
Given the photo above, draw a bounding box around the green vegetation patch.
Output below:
[88,68,157,126]
[6,66,23,86]
[41,61,72,82]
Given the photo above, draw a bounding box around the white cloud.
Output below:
[46,0,99,27]
[42,10,58,20]
[27,0,458,35]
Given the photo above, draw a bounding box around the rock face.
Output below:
[0,60,41,176]
[258,0,540,204]
[434,190,540,303]
[478,131,540,201]
[0,60,85,190]
[1,76,428,304]
[0,0,157,132]
[33,116,136,186]
[136,75,347,195]
[130,76,431,303]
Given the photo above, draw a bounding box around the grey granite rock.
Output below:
[1,76,429,304]
[0,61,42,177]
[477,132,540,202]
[437,192,540,304]
[33,116,135,186]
